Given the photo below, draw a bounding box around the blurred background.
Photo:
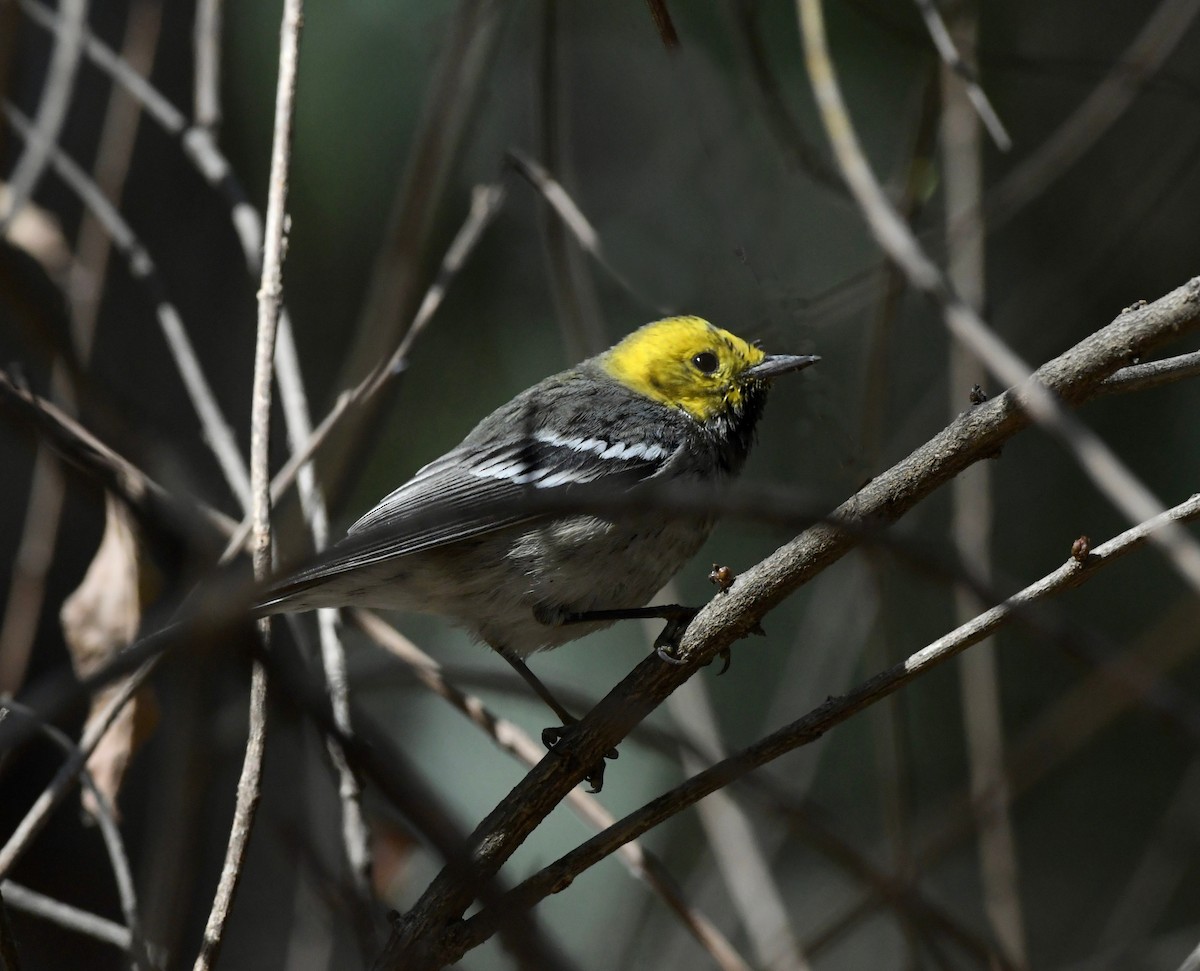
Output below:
[2,1,1200,968]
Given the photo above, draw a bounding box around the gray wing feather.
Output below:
[265,432,675,603]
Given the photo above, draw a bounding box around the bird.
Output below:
[260,316,816,783]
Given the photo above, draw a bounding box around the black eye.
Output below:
[691,351,719,374]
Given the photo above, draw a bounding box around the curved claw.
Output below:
[543,723,618,791]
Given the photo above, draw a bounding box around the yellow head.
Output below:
[601,316,817,423]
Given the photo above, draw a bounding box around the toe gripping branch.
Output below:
[542,722,617,793]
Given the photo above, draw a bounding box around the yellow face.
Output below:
[601,316,768,422]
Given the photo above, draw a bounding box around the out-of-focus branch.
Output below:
[940,6,1027,967]
[912,0,1010,149]
[322,0,507,503]
[986,0,1200,225]
[0,881,20,970]
[0,700,148,966]
[2,100,253,511]
[793,0,1200,595]
[0,660,157,879]
[192,0,223,131]
[1,0,161,708]
[1,880,131,953]
[0,0,85,232]
[442,489,1200,964]
[507,149,667,316]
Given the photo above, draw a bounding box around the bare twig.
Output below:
[322,0,507,501]
[912,0,1010,149]
[507,149,667,315]
[941,7,1026,967]
[0,700,148,966]
[0,882,19,971]
[1,881,130,953]
[0,0,85,232]
[1177,938,1200,971]
[193,0,224,131]
[644,0,680,49]
[192,0,303,966]
[987,0,1200,225]
[1097,350,1200,396]
[221,181,507,562]
[793,0,1200,595]
[1,0,161,703]
[0,661,157,878]
[442,490,1200,961]
[352,610,754,971]
[2,100,252,511]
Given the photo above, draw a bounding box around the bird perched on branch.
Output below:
[261,316,816,785]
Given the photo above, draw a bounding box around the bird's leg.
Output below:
[562,604,699,664]
[493,646,615,792]
[563,604,750,671]
[494,646,575,724]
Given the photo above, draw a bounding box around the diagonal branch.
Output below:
[794,0,1200,596]
[374,274,1200,967]
[443,491,1200,964]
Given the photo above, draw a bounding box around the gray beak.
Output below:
[745,353,820,379]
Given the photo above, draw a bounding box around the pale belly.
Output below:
[290,514,714,655]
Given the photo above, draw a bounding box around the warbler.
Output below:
[262,316,816,675]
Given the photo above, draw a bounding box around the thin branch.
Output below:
[443,490,1200,961]
[192,0,303,965]
[0,701,148,966]
[506,149,669,316]
[986,0,1200,225]
[669,676,808,971]
[322,0,507,502]
[0,0,85,232]
[192,0,224,131]
[644,0,680,49]
[1,0,162,701]
[912,0,1010,149]
[1,881,130,953]
[352,610,754,971]
[0,882,19,971]
[941,7,1027,967]
[1177,938,1200,971]
[0,661,157,878]
[221,181,507,561]
[793,0,1200,595]
[2,100,252,511]
[1097,349,1200,396]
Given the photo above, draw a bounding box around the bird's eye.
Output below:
[691,351,720,374]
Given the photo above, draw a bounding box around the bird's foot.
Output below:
[542,723,618,793]
[651,605,700,664]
